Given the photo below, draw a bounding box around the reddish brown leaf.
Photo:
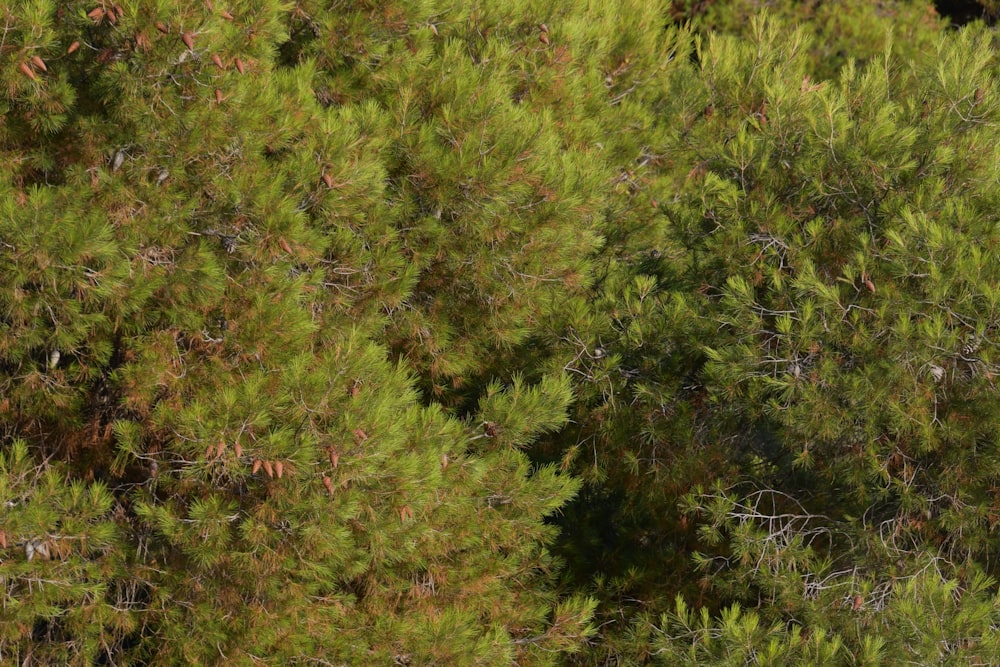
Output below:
[235,57,245,74]
[181,32,195,50]
[441,454,449,470]
[18,62,36,81]
[215,440,226,458]
[68,41,81,54]
[211,53,224,69]
[0,531,7,549]
[263,460,274,478]
[155,21,169,34]
[539,23,549,33]
[328,448,340,469]
[205,444,215,460]
[321,173,334,188]
[221,10,234,20]
[234,442,243,458]
[353,428,368,443]
[88,6,105,21]
[539,32,549,45]
[277,236,293,254]
[214,88,223,104]
[322,475,334,496]
[274,461,284,478]
[252,459,262,474]
[106,8,117,24]
[852,595,864,611]
[860,272,875,294]
[31,56,47,72]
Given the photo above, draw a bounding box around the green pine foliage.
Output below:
[549,12,1000,667]
[6,0,1000,664]
[1,1,593,664]
[0,440,121,665]
[277,0,608,402]
[674,0,945,79]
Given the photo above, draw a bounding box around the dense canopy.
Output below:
[4,0,1000,664]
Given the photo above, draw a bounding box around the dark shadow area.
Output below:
[934,0,996,25]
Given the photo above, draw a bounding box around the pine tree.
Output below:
[1,1,593,663]
[532,9,1000,664]
[7,0,1000,663]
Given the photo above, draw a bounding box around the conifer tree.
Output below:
[1,1,593,663]
[8,0,1000,664]
[553,13,1000,665]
